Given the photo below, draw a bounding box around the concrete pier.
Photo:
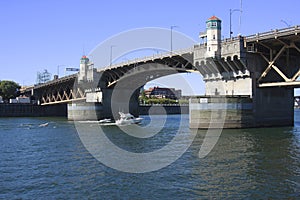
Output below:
[67,103,105,121]
[190,92,294,129]
[68,103,189,120]
[190,96,253,129]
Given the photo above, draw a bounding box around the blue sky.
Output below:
[1,0,300,95]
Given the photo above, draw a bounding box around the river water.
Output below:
[0,111,299,199]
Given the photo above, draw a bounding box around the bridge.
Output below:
[23,16,300,128]
[24,48,194,105]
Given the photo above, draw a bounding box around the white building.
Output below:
[9,96,31,104]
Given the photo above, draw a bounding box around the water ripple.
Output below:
[0,115,299,199]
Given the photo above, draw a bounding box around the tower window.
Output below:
[213,35,215,39]
[212,22,217,27]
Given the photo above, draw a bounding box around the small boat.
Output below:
[39,122,49,127]
[99,118,112,123]
[116,112,143,126]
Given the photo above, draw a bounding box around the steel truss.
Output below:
[245,26,300,87]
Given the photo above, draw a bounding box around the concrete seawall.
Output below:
[139,104,189,115]
[0,104,187,118]
[68,103,189,120]
[0,104,67,117]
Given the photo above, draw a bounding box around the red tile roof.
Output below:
[208,16,221,21]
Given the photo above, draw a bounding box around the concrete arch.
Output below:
[233,55,239,60]
[226,56,232,61]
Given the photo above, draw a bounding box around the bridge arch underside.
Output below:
[97,55,196,120]
[98,52,194,88]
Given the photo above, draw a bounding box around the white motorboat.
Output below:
[116,112,143,126]
[39,122,49,127]
[99,118,112,123]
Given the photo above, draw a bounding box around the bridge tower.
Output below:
[206,16,222,58]
[78,55,89,82]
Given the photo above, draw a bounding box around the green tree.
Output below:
[0,80,21,100]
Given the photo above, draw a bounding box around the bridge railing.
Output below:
[102,46,194,71]
[245,25,300,42]
[33,73,77,89]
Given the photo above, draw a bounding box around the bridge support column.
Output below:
[67,102,106,121]
[190,96,254,129]
[189,87,294,129]
[253,87,294,127]
[67,87,140,121]
[102,87,140,120]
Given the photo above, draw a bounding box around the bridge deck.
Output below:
[245,25,300,43]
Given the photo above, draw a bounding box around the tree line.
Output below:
[0,80,21,100]
[139,91,189,105]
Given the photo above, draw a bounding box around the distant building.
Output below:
[9,96,30,104]
[144,87,182,99]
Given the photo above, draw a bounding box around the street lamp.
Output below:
[57,64,65,78]
[110,45,116,66]
[281,20,291,28]
[229,8,242,38]
[170,25,178,54]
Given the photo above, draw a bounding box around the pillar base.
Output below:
[189,96,293,129]
[67,103,110,121]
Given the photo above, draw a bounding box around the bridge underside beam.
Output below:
[259,81,300,87]
[106,53,196,88]
[34,78,87,105]
[246,32,300,87]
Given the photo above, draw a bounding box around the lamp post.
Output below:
[281,20,291,28]
[57,65,65,78]
[229,8,242,38]
[110,45,116,66]
[170,25,178,54]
